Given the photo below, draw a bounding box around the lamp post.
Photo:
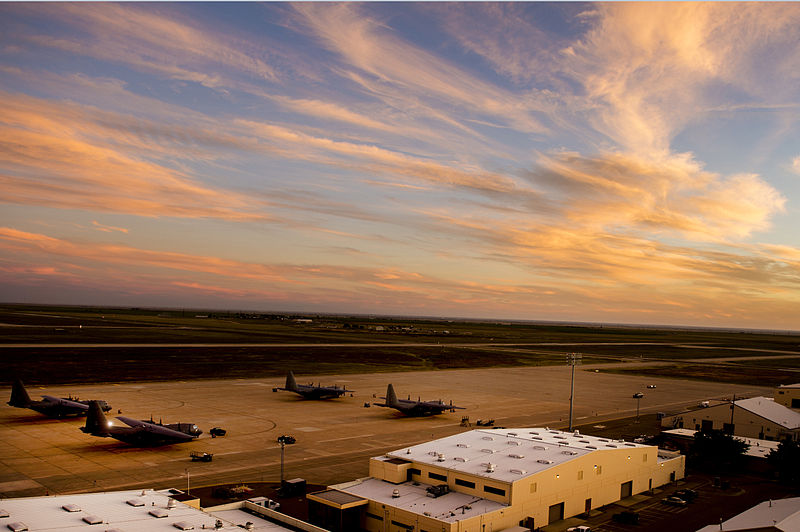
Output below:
[567,353,582,431]
[632,393,644,423]
[277,435,296,491]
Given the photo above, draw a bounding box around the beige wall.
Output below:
[775,386,800,410]
[662,403,798,441]
[363,446,685,531]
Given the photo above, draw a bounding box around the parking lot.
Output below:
[548,473,795,532]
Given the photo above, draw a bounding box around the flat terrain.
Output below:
[0,365,771,500]
[2,305,799,386]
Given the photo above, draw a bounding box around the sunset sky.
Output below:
[1,3,799,330]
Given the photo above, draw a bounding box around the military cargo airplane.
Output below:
[274,371,352,399]
[7,378,111,418]
[374,384,465,416]
[81,400,202,446]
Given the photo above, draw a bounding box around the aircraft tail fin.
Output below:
[8,378,32,407]
[82,400,110,435]
[386,384,399,407]
[286,371,299,392]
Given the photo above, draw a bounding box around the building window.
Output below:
[455,478,475,489]
[595,465,602,475]
[484,485,506,496]
[408,468,421,476]
[428,472,447,482]
[577,470,583,480]
[366,513,383,521]
[643,454,648,462]
[391,520,414,531]
[792,399,800,408]
[530,482,537,493]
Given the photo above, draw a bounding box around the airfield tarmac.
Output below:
[0,364,773,499]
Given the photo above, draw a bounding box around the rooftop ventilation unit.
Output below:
[481,436,494,441]
[532,445,548,450]
[562,450,578,455]
[510,469,527,475]
[127,499,145,507]
[508,441,521,446]
[173,522,195,531]
[456,443,470,448]
[167,499,177,509]
[481,448,497,453]
[392,489,400,498]
[6,523,28,532]
[508,453,525,459]
[436,453,446,462]
[61,504,81,512]
[485,463,496,473]
[150,509,169,518]
[536,459,554,464]
[82,515,103,525]
[454,456,468,462]
[426,484,449,498]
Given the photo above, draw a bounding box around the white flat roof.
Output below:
[662,429,779,458]
[339,477,506,523]
[385,427,649,484]
[696,496,800,532]
[0,489,292,531]
[210,509,292,530]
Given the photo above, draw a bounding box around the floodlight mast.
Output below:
[567,353,582,431]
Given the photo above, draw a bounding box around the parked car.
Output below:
[673,488,698,502]
[567,526,592,532]
[612,510,640,524]
[210,427,227,437]
[647,384,657,388]
[662,496,688,506]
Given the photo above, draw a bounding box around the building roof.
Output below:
[696,497,800,532]
[338,477,507,523]
[0,489,292,531]
[778,383,800,390]
[662,429,779,459]
[385,427,651,484]
[736,397,800,429]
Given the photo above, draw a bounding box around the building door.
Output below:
[585,498,592,514]
[548,502,564,524]
[620,480,633,499]
[701,419,713,431]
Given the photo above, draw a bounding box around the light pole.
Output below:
[632,393,644,423]
[567,353,582,431]
[277,435,296,491]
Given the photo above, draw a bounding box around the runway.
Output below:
[0,364,772,498]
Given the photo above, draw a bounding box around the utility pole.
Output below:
[567,353,581,431]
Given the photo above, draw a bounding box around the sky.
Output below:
[1,2,799,330]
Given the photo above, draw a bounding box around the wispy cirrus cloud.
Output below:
[7,3,279,87]
[289,3,551,136]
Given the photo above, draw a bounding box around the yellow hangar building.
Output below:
[309,428,685,532]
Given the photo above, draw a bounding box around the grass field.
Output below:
[2,304,798,385]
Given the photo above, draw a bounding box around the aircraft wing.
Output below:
[116,416,195,441]
[42,395,89,411]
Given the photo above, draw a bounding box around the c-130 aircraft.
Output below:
[274,371,353,399]
[374,384,465,416]
[81,400,202,446]
[7,378,111,418]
